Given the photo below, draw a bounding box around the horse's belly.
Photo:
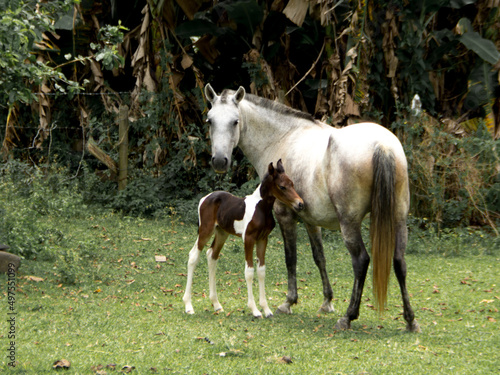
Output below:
[298,200,341,230]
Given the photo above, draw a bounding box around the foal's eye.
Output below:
[279,186,286,191]
[233,120,239,126]
[205,119,211,125]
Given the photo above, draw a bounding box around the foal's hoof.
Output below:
[185,309,195,315]
[275,303,292,315]
[264,311,274,318]
[406,320,421,333]
[334,317,351,331]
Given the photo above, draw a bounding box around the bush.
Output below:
[0,161,85,259]
[395,115,500,232]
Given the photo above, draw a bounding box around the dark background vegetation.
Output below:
[1,0,499,255]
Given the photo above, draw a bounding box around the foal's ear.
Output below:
[233,86,246,104]
[205,83,218,104]
[268,161,275,176]
[276,159,285,174]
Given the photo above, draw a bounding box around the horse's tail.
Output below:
[370,145,396,313]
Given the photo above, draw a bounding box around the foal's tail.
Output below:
[370,145,396,313]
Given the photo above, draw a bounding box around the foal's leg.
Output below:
[182,239,202,314]
[335,220,370,330]
[183,226,214,314]
[256,238,273,318]
[244,236,263,318]
[183,200,217,314]
[394,222,421,332]
[207,227,229,312]
[304,223,334,313]
[274,204,298,314]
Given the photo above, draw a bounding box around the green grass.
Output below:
[1,210,499,374]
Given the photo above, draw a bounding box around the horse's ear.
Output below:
[268,162,275,176]
[233,86,245,104]
[276,159,285,174]
[205,83,218,104]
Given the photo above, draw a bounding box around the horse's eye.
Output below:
[279,186,286,191]
[206,119,211,125]
[233,120,239,126]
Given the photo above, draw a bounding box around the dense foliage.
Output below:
[0,0,499,232]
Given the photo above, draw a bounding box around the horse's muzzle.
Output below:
[211,155,229,174]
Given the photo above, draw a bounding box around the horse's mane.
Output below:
[220,89,316,123]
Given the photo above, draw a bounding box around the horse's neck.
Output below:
[238,101,290,176]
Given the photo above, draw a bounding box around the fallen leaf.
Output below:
[480,299,494,304]
[281,355,293,364]
[53,359,71,369]
[155,256,167,262]
[122,365,135,373]
[26,276,44,282]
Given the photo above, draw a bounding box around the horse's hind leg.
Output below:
[335,221,370,330]
[207,227,229,312]
[305,223,334,313]
[394,222,421,332]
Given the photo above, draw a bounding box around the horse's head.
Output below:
[204,83,245,174]
[268,159,304,212]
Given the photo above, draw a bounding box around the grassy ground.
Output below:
[1,210,499,374]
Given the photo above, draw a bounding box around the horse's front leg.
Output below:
[304,223,334,313]
[335,221,370,330]
[244,236,262,318]
[274,203,298,315]
[256,238,273,318]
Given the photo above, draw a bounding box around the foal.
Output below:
[183,160,304,318]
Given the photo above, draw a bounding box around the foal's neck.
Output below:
[257,174,276,210]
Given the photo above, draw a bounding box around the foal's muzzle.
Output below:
[294,200,305,212]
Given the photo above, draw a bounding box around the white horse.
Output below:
[202,84,420,332]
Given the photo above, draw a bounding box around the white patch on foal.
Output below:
[233,185,262,241]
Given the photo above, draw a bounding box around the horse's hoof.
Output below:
[334,317,351,331]
[264,311,274,318]
[253,312,263,319]
[185,309,195,315]
[318,302,335,313]
[275,303,292,315]
[406,320,421,333]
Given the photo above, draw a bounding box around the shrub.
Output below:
[395,115,499,232]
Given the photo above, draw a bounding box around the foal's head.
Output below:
[265,159,304,212]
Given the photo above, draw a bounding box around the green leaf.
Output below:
[459,31,500,65]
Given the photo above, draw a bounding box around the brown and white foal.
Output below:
[183,160,304,318]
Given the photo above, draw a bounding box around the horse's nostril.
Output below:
[297,202,304,211]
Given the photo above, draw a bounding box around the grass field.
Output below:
[1,209,499,374]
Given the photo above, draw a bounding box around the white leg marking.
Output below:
[183,240,201,314]
[257,265,273,318]
[245,263,262,317]
[207,248,223,312]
